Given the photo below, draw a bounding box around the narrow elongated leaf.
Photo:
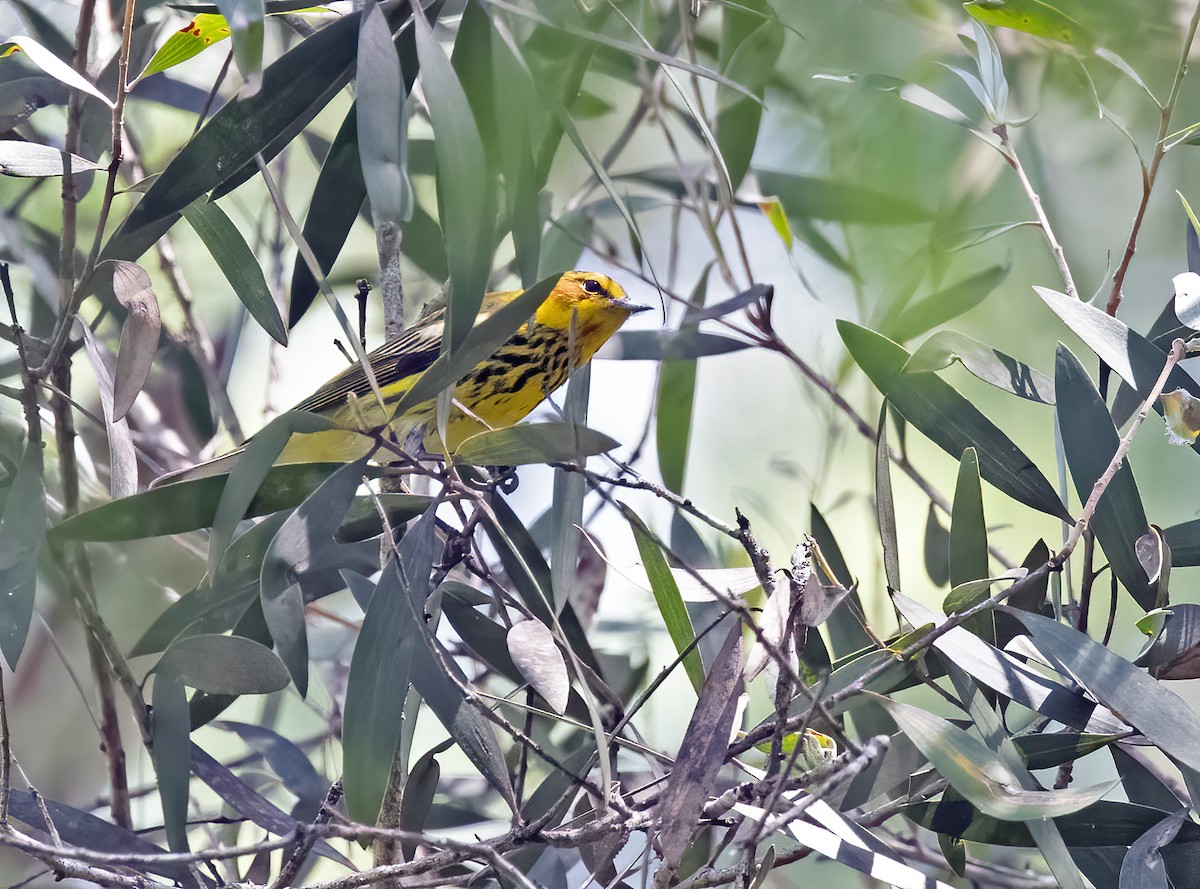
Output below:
[887,261,1010,343]
[214,0,264,92]
[78,325,137,497]
[357,3,410,229]
[621,505,705,693]
[108,260,161,420]
[52,462,348,541]
[7,791,189,882]
[289,105,365,327]
[1007,609,1200,773]
[895,594,1129,734]
[101,8,368,262]
[1121,811,1186,889]
[875,404,900,591]
[454,422,617,467]
[0,142,102,177]
[342,564,418,824]
[1055,346,1153,610]
[839,321,1069,521]
[656,623,742,870]
[399,747,441,860]
[1036,287,1200,454]
[412,10,492,354]
[0,444,44,670]
[950,448,988,585]
[881,697,1116,820]
[400,507,509,799]
[756,170,932,225]
[906,799,1200,847]
[964,0,1092,48]
[925,503,951,586]
[260,458,367,695]
[134,14,232,83]
[507,620,569,713]
[551,364,589,613]
[657,355,696,495]
[158,634,289,694]
[208,410,336,575]
[605,329,749,360]
[1,36,114,107]
[903,330,1054,404]
[717,9,783,188]
[151,669,191,851]
[181,198,286,345]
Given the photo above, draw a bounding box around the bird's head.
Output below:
[535,272,650,349]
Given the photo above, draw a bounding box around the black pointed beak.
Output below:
[622,302,653,314]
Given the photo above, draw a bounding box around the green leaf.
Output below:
[1,35,113,108]
[260,457,368,696]
[950,448,988,586]
[903,330,1054,404]
[157,634,290,694]
[412,10,493,355]
[550,365,590,614]
[1163,518,1200,567]
[880,697,1116,820]
[924,503,951,587]
[51,462,348,541]
[181,198,286,346]
[209,411,336,576]
[606,329,750,360]
[756,170,932,225]
[0,443,44,670]
[453,422,618,466]
[0,141,102,177]
[964,0,1093,49]
[658,356,697,495]
[839,321,1069,522]
[134,14,232,83]
[342,563,418,825]
[885,261,1010,343]
[357,2,411,229]
[1013,732,1124,770]
[213,0,264,91]
[101,8,367,263]
[106,260,163,421]
[1054,345,1153,610]
[620,505,705,693]
[875,405,900,592]
[717,8,784,189]
[288,105,366,328]
[150,668,191,851]
[1007,609,1200,775]
[398,508,517,809]
[1035,286,1200,452]
[399,746,441,860]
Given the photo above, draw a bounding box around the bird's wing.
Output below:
[294,309,446,414]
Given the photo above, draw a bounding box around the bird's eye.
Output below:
[582,278,605,296]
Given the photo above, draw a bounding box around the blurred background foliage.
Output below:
[5,0,1200,886]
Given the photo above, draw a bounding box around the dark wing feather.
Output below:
[293,309,446,414]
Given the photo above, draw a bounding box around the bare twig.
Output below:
[996,124,1078,300]
[1106,0,1200,315]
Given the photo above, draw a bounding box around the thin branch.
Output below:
[1106,0,1200,315]
[996,124,1078,300]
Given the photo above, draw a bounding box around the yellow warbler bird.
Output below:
[154,271,647,485]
